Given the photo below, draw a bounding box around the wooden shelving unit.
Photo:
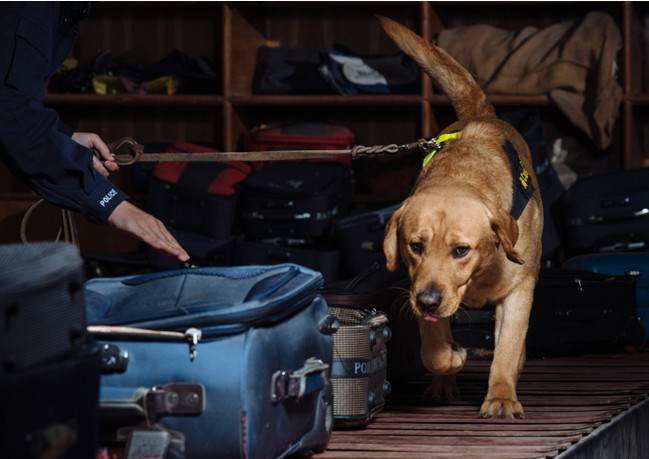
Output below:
[0,1,645,252]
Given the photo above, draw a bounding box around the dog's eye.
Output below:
[452,246,470,258]
[410,242,424,255]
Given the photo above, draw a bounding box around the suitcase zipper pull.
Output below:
[184,328,202,361]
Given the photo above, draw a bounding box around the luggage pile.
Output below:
[142,122,356,283]
[235,123,355,282]
[2,241,398,459]
[560,168,649,334]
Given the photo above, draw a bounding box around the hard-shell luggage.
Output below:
[564,252,649,326]
[335,204,399,277]
[325,304,391,427]
[85,264,335,459]
[562,168,649,254]
[239,161,354,243]
[0,242,100,459]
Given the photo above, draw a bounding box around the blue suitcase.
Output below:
[564,252,649,326]
[85,264,335,459]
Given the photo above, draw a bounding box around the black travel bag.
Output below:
[0,242,100,459]
[234,238,341,284]
[562,168,649,254]
[238,161,354,243]
[335,204,400,278]
[452,269,646,357]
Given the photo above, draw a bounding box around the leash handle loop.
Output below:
[95,137,144,166]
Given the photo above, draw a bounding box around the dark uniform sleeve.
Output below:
[0,2,127,224]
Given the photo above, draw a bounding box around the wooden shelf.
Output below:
[3,1,648,249]
[229,95,424,107]
[45,94,223,106]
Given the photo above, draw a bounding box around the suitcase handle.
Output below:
[271,357,329,403]
[100,383,205,419]
[559,304,610,322]
[588,207,649,224]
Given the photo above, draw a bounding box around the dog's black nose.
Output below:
[417,290,443,313]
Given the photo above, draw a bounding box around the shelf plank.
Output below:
[229,94,553,107]
[44,93,553,107]
[44,94,224,106]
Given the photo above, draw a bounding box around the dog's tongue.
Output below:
[423,314,439,323]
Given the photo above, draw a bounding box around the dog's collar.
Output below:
[420,131,534,220]
[421,131,460,168]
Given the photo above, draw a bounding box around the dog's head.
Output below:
[383,184,522,321]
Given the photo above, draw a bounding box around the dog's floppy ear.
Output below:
[489,206,524,265]
[383,203,406,271]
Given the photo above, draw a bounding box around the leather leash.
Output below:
[21,136,431,245]
[103,136,426,166]
[20,198,79,246]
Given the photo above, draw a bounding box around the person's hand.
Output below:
[71,132,119,177]
[108,201,190,263]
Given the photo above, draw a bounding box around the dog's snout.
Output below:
[416,290,443,313]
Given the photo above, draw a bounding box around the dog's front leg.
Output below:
[480,284,533,419]
[418,317,467,402]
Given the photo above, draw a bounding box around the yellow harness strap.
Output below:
[421,131,460,168]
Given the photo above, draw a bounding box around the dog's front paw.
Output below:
[421,342,467,375]
[479,397,524,419]
[423,374,460,402]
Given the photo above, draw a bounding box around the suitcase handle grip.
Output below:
[271,357,329,403]
[560,305,610,322]
[588,207,649,224]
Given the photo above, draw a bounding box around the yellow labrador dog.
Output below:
[380,16,543,419]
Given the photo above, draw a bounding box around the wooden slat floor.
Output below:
[319,352,649,459]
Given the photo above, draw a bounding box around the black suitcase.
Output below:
[0,242,88,373]
[239,162,354,242]
[234,238,340,283]
[146,227,235,270]
[0,242,100,459]
[451,269,646,357]
[1,349,101,459]
[335,204,400,278]
[562,168,649,254]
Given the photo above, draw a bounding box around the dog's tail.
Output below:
[378,16,495,121]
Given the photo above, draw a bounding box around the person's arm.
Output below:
[0,4,188,262]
